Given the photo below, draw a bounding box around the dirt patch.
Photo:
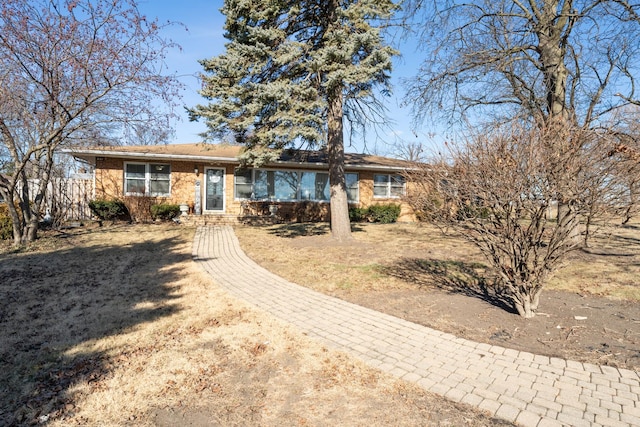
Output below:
[344,289,640,370]
[235,221,640,372]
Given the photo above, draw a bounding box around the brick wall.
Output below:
[93,158,415,221]
[356,170,416,222]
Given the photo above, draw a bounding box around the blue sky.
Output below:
[137,0,432,156]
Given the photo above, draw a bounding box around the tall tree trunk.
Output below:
[10,202,23,247]
[327,87,352,241]
[19,171,32,245]
[537,0,572,124]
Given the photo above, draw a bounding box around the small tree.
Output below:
[0,0,180,245]
[406,122,606,318]
[619,175,640,225]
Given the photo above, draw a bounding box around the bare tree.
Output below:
[405,122,610,317]
[395,140,428,162]
[399,1,640,316]
[609,137,640,224]
[405,0,640,131]
[0,0,180,245]
[619,175,640,225]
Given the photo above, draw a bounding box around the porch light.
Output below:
[194,166,199,176]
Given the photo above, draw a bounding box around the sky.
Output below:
[136,0,433,157]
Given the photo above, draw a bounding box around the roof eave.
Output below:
[61,148,239,164]
[267,160,413,172]
[61,148,416,172]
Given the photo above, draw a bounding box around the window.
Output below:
[125,163,146,194]
[373,174,405,198]
[234,169,253,199]
[273,171,298,200]
[124,163,171,196]
[234,169,359,203]
[300,172,329,201]
[346,173,359,202]
[149,164,170,195]
[253,170,270,200]
[252,170,301,201]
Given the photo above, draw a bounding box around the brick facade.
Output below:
[92,157,416,222]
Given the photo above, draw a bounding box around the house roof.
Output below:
[63,143,416,172]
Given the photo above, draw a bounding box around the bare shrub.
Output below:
[405,123,612,318]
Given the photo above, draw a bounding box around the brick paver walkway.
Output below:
[192,225,640,427]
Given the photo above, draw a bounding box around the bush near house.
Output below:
[349,207,368,222]
[122,196,157,223]
[150,203,180,221]
[88,199,130,221]
[349,204,401,224]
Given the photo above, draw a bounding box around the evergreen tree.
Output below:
[190,0,397,240]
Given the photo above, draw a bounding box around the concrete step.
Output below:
[178,214,240,226]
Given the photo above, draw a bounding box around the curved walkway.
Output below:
[192,225,640,427]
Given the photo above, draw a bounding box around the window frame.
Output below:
[345,172,359,203]
[373,173,406,199]
[234,168,360,203]
[233,168,253,199]
[124,162,171,197]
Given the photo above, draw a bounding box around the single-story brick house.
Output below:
[65,143,416,222]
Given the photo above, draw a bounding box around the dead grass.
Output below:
[235,221,640,301]
[234,222,479,295]
[548,224,640,300]
[0,223,509,426]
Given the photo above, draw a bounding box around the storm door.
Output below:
[205,168,225,212]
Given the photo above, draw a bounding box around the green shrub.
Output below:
[88,199,129,221]
[349,204,401,224]
[367,203,401,223]
[0,204,13,240]
[348,207,368,222]
[150,203,181,221]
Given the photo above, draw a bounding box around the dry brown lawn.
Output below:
[0,223,511,426]
[235,221,640,300]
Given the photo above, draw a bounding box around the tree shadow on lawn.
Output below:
[266,222,365,238]
[0,229,189,425]
[580,225,640,257]
[383,258,517,314]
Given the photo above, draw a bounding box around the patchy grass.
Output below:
[235,221,640,301]
[0,223,509,426]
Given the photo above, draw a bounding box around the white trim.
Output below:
[124,162,171,197]
[373,173,406,199]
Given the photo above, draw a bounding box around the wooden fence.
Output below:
[27,174,94,222]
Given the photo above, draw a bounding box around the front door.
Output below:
[205,168,225,212]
